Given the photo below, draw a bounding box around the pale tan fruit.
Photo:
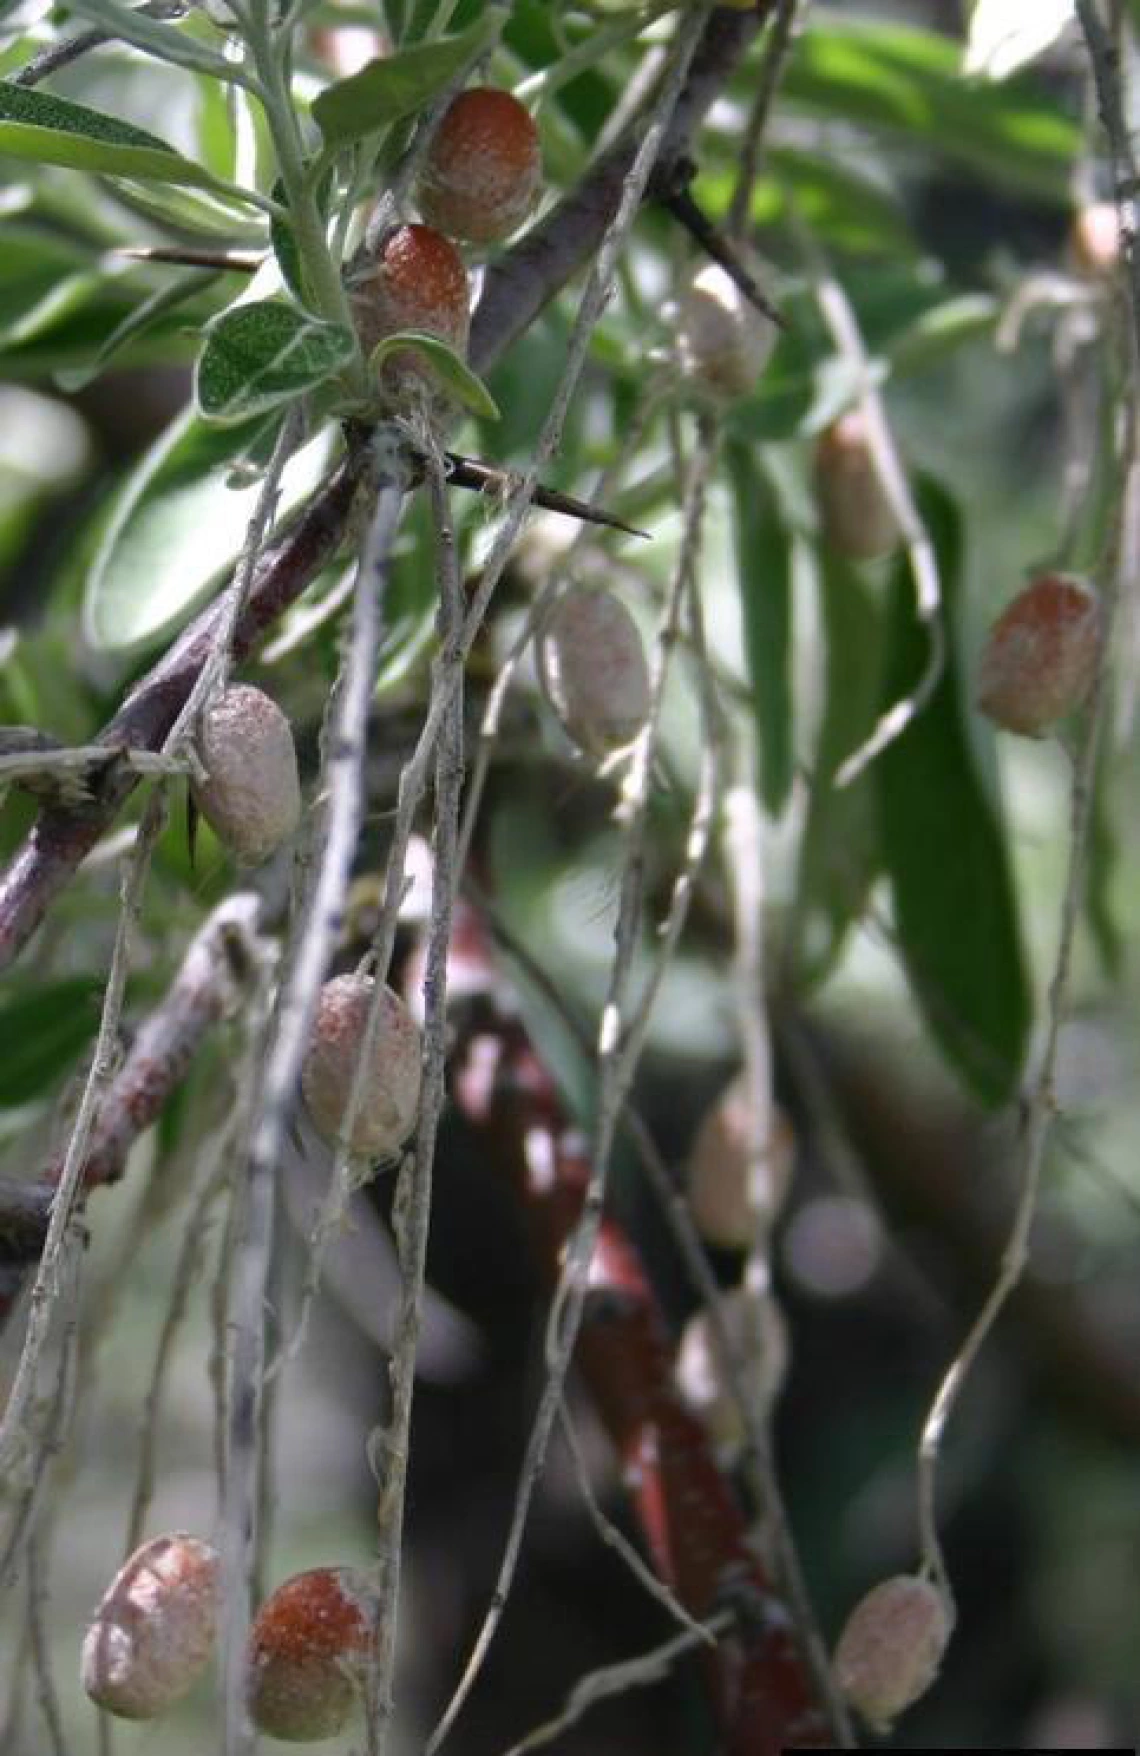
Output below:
[82,1533,219,1720]
[350,223,469,400]
[247,1566,374,1742]
[675,1288,789,1451]
[835,1574,952,1733]
[1070,201,1119,278]
[418,88,542,244]
[301,973,422,1157]
[687,1076,795,1249]
[676,254,777,399]
[192,684,301,866]
[977,572,1101,737]
[814,409,900,561]
[536,584,651,757]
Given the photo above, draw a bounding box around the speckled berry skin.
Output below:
[418,88,541,244]
[686,1077,795,1250]
[537,585,651,758]
[977,572,1101,737]
[677,255,776,399]
[81,1533,219,1720]
[301,973,422,1158]
[192,684,301,866]
[835,1574,951,1733]
[247,1567,374,1743]
[351,223,469,398]
[814,409,900,561]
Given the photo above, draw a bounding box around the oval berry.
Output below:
[536,584,651,758]
[418,88,541,244]
[81,1533,219,1720]
[835,1573,952,1733]
[676,255,776,400]
[1070,200,1119,278]
[675,1288,789,1451]
[301,973,422,1158]
[247,1566,374,1743]
[192,684,301,866]
[351,223,469,399]
[977,572,1101,737]
[814,409,900,562]
[686,1077,795,1250]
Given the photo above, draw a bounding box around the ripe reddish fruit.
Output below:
[247,1567,374,1743]
[81,1533,219,1720]
[536,584,651,758]
[835,1574,952,1733]
[686,1076,795,1250]
[676,254,776,399]
[977,572,1101,737]
[675,1288,789,1451]
[1070,200,1119,278]
[301,973,422,1158]
[418,87,541,244]
[192,684,301,866]
[814,409,900,561]
[350,223,470,397]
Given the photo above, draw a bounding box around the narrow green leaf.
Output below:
[83,407,335,654]
[795,553,885,987]
[0,82,263,206]
[311,14,501,148]
[196,298,356,425]
[368,331,499,420]
[728,440,793,814]
[0,977,103,1107]
[876,481,1031,1106]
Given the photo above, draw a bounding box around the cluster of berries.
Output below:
[82,1535,380,1740]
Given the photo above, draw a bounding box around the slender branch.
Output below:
[913,0,1136,1605]
[366,455,465,1756]
[219,429,410,1756]
[0,449,366,974]
[500,1613,733,1756]
[727,0,804,235]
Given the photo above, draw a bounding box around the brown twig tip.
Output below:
[115,246,265,273]
[443,452,651,538]
[660,178,787,330]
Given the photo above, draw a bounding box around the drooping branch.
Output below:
[0,892,270,1331]
[0,455,365,973]
[445,901,835,1756]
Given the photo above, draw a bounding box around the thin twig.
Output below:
[427,29,718,1709]
[803,258,945,787]
[914,0,1136,1604]
[219,429,410,1756]
[500,1613,734,1756]
[727,0,804,236]
[25,1531,68,1756]
[0,794,165,1505]
[366,452,466,1756]
[558,1401,712,1643]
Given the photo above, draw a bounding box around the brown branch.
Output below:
[446,900,834,1755]
[469,7,767,375]
[0,893,269,1331]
